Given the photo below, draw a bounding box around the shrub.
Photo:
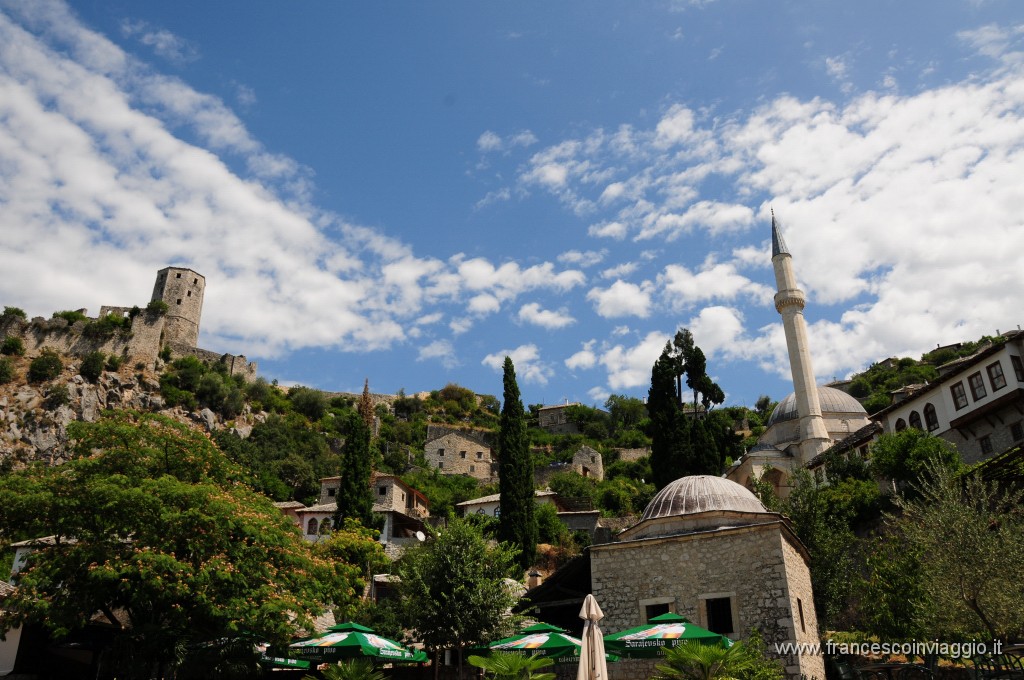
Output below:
[1,336,25,356]
[1,306,27,320]
[28,350,63,383]
[147,299,169,315]
[52,310,88,325]
[159,345,172,361]
[105,354,124,371]
[79,351,105,383]
[289,386,328,421]
[44,384,71,409]
[83,313,131,339]
[0,358,13,384]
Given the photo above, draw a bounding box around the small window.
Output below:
[438,461,443,469]
[705,597,734,636]
[193,278,198,284]
[307,518,318,535]
[494,506,500,518]
[895,418,907,432]
[476,451,483,459]
[979,435,993,455]
[176,298,182,305]
[969,372,987,401]
[460,451,467,459]
[327,488,336,497]
[987,362,1007,391]
[951,382,968,410]
[175,272,181,279]
[187,290,191,297]
[437,448,444,457]
[1011,422,1024,442]
[1012,355,1024,382]
[909,411,922,430]
[797,598,806,633]
[924,403,939,431]
[379,486,387,496]
[470,465,475,472]
[645,602,671,621]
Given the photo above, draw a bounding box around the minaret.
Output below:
[771,213,830,462]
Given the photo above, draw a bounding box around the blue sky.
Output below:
[2,1,1023,409]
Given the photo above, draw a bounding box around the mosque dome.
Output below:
[765,386,867,427]
[640,475,767,522]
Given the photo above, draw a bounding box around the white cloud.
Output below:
[518,302,575,329]
[121,19,199,64]
[481,344,554,385]
[417,340,459,369]
[588,221,628,239]
[565,340,598,370]
[597,331,670,390]
[601,262,638,279]
[660,261,773,309]
[586,280,653,318]
[558,249,606,267]
[477,130,503,152]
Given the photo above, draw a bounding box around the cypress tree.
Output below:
[497,357,536,570]
[649,346,690,490]
[334,411,375,528]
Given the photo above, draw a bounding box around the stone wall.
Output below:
[0,313,166,365]
[423,431,494,480]
[591,523,822,680]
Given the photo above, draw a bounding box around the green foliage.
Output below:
[334,411,375,527]
[869,430,961,492]
[498,357,537,570]
[106,353,124,371]
[1,335,25,356]
[1,306,27,320]
[80,350,106,383]
[535,501,571,545]
[160,356,246,418]
[396,517,522,655]
[83,312,131,339]
[469,651,556,680]
[147,299,169,315]
[289,385,328,421]
[28,349,63,382]
[245,376,289,412]
[159,345,172,361]
[43,383,71,409]
[547,471,597,503]
[52,309,88,325]
[889,464,1024,639]
[858,530,928,640]
[312,519,389,621]
[0,412,357,673]
[0,357,12,384]
[595,476,655,516]
[306,658,388,680]
[654,640,754,680]
[400,468,481,518]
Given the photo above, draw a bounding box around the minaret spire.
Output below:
[770,214,830,462]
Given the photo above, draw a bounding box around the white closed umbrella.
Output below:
[577,594,609,680]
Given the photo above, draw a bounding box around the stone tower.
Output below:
[771,215,830,462]
[152,267,205,348]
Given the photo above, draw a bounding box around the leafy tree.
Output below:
[28,349,63,382]
[1,306,27,320]
[605,394,648,429]
[396,518,521,674]
[289,385,328,421]
[869,430,961,494]
[0,412,358,678]
[312,519,390,622]
[79,350,106,383]
[648,348,692,490]
[535,501,570,545]
[858,529,928,640]
[400,468,481,518]
[498,357,537,570]
[1,335,25,356]
[469,651,555,680]
[890,464,1024,640]
[334,411,375,527]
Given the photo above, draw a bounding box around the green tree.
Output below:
[1,306,27,320]
[334,411,375,527]
[869,430,961,493]
[0,412,359,679]
[469,651,555,680]
[289,385,328,421]
[890,464,1024,640]
[28,349,62,382]
[648,347,691,489]
[1,335,25,356]
[396,518,521,674]
[0,357,13,385]
[498,357,537,570]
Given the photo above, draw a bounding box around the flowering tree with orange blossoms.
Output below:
[0,411,370,679]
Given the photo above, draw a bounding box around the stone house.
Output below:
[571,445,604,481]
[423,429,495,480]
[589,476,823,680]
[456,489,561,518]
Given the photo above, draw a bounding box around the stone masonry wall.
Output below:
[591,524,821,680]
[780,535,825,680]
[424,431,494,480]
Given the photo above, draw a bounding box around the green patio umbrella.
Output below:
[603,612,731,658]
[485,623,619,665]
[289,622,428,664]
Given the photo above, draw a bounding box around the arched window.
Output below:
[924,404,939,431]
[895,418,907,432]
[909,411,922,430]
[320,518,332,534]
[307,518,318,535]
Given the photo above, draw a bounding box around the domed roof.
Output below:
[641,476,767,522]
[766,386,867,427]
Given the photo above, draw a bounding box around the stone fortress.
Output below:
[0,266,256,379]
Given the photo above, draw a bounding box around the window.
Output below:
[704,597,734,636]
[186,290,191,297]
[979,435,993,455]
[924,403,939,431]
[460,450,467,459]
[176,298,182,305]
[988,362,1007,391]
[307,518,318,535]
[645,602,671,621]
[379,486,387,496]
[1013,355,1024,382]
[438,461,443,469]
[327,488,336,497]
[175,272,181,279]
[1011,422,1023,442]
[895,418,907,432]
[476,451,483,459]
[193,278,198,284]
[969,372,987,401]
[470,465,475,472]
[909,411,922,430]
[797,598,806,633]
[951,382,968,410]
[437,448,444,457]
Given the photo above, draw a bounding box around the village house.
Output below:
[423,428,495,480]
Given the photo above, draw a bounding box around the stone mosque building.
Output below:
[726,216,871,495]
